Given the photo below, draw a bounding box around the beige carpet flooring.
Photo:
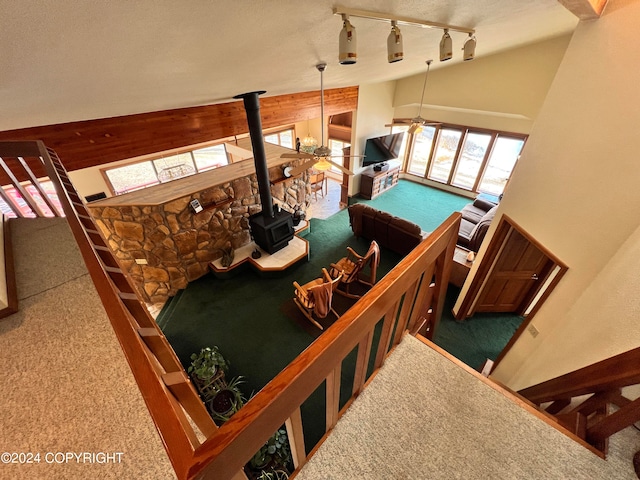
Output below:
[297,335,639,480]
[0,218,175,479]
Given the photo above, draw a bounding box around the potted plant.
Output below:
[256,470,289,480]
[188,346,230,402]
[249,428,292,476]
[208,376,246,424]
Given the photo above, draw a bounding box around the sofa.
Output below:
[348,203,428,255]
[457,196,499,252]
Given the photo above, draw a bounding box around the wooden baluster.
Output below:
[326,364,341,431]
[588,397,640,446]
[285,407,306,470]
[16,155,62,216]
[138,328,183,373]
[374,302,400,370]
[162,371,218,439]
[407,264,436,335]
[352,330,373,397]
[119,292,157,328]
[391,281,419,347]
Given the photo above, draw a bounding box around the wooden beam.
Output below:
[558,0,608,20]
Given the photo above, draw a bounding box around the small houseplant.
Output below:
[188,346,230,402]
[249,428,292,475]
[256,470,289,480]
[208,376,246,424]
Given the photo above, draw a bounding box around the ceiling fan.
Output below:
[281,63,360,178]
[385,59,440,134]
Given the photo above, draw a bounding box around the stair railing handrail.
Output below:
[518,347,640,405]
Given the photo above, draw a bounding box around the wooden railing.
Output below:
[519,347,640,454]
[0,214,18,319]
[0,142,65,218]
[20,139,460,479]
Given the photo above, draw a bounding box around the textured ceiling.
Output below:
[0,1,578,131]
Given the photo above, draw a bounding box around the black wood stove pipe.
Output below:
[233,90,274,219]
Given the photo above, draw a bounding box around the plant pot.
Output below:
[208,389,236,416]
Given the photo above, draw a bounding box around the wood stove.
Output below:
[235,91,294,254]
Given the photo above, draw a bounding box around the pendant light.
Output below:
[387,20,403,63]
[463,33,476,61]
[339,14,357,65]
[439,29,452,62]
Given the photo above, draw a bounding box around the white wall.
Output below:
[350,81,396,195]
[490,0,640,390]
[393,35,572,134]
[68,167,113,201]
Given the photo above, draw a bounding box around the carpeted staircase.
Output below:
[297,335,640,479]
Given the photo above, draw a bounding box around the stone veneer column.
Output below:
[89,167,309,304]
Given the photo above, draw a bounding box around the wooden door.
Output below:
[456,215,568,321]
[474,229,553,314]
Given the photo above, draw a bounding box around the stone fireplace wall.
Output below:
[89,168,309,304]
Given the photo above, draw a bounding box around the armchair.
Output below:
[329,240,380,299]
[293,268,343,330]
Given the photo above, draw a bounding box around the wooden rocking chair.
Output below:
[293,268,343,330]
[329,240,380,299]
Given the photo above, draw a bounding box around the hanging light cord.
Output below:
[320,64,325,147]
[416,59,432,119]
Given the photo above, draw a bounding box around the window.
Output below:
[103,141,233,195]
[478,136,525,196]
[407,126,436,177]
[154,153,196,183]
[404,122,526,196]
[193,144,228,172]
[264,127,294,149]
[105,161,160,195]
[452,132,492,190]
[428,128,462,183]
[328,139,350,174]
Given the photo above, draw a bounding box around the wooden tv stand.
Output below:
[359,160,400,200]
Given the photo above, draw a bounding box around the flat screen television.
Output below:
[363,132,404,166]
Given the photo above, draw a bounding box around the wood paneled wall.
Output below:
[0,87,358,182]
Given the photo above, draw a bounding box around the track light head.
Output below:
[439,29,452,62]
[387,20,403,63]
[463,33,476,61]
[339,14,357,65]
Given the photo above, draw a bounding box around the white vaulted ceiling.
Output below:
[0,1,579,131]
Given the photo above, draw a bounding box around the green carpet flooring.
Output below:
[157,180,523,448]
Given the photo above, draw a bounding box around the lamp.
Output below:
[314,158,333,171]
[387,20,403,63]
[439,29,452,62]
[333,7,476,64]
[339,14,357,65]
[300,133,318,154]
[463,33,476,61]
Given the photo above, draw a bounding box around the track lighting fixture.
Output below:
[333,6,476,64]
[387,20,403,63]
[439,29,452,62]
[339,14,357,65]
[463,33,476,61]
